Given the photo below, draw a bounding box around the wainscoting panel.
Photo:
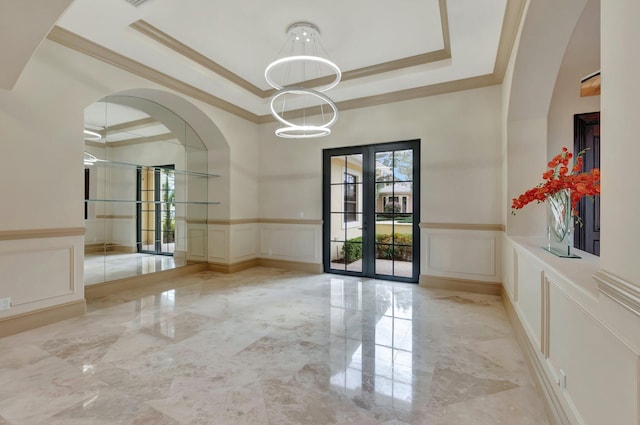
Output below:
[208,225,229,262]
[547,277,638,425]
[505,237,640,425]
[501,236,516,300]
[187,224,207,261]
[110,218,135,248]
[230,223,258,263]
[0,232,84,320]
[84,218,106,246]
[0,246,73,305]
[175,218,186,252]
[422,228,501,283]
[259,223,322,264]
[514,248,544,350]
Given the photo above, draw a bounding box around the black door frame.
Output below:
[573,112,600,255]
[322,139,421,283]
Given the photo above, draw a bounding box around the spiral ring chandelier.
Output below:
[265,22,341,139]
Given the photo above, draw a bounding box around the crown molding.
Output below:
[129,19,267,98]
[47,26,262,123]
[47,0,524,124]
[129,0,452,99]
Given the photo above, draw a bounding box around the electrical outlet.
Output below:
[0,297,11,311]
[559,369,566,390]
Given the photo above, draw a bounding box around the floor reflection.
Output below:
[136,289,177,339]
[0,269,549,424]
[330,278,415,407]
[84,253,183,285]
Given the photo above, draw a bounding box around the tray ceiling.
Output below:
[52,0,522,122]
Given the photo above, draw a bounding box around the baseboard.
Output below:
[0,299,86,338]
[257,258,323,274]
[84,243,105,254]
[85,262,209,299]
[209,259,260,273]
[502,290,572,425]
[419,275,501,295]
[84,244,136,254]
[210,258,322,274]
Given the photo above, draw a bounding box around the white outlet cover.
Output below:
[0,297,10,311]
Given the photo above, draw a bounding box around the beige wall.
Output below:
[259,86,503,224]
[600,0,640,287]
[547,0,600,157]
[503,0,640,424]
[0,39,260,319]
[257,86,504,282]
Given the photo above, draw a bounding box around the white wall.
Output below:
[600,0,640,286]
[0,39,259,319]
[502,0,640,424]
[257,86,504,279]
[505,0,588,237]
[260,86,502,223]
[547,0,600,156]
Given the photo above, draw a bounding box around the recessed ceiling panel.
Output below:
[56,0,515,118]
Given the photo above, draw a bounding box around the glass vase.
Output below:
[544,189,580,258]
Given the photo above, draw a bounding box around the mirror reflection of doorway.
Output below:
[323,140,420,283]
[138,165,175,255]
[83,95,211,285]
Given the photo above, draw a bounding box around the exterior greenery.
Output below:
[342,236,363,262]
[162,173,175,243]
[341,233,413,263]
[375,233,412,261]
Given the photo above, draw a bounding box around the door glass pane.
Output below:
[330,241,347,271]
[331,154,363,184]
[329,153,364,274]
[376,183,394,213]
[375,152,393,183]
[393,247,413,278]
[374,152,414,278]
[393,150,413,182]
[330,185,345,212]
[330,240,362,273]
[330,213,348,242]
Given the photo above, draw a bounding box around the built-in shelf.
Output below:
[86,199,219,205]
[86,158,220,178]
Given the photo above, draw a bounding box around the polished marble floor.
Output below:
[84,253,182,285]
[0,268,550,425]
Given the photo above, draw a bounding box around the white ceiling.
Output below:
[56,0,511,119]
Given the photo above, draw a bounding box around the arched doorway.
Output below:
[82,91,229,285]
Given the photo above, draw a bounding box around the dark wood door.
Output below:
[574,112,600,255]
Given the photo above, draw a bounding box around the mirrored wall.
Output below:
[84,96,216,285]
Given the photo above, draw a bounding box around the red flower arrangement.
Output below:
[511,147,600,216]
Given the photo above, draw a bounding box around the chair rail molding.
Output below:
[594,269,640,317]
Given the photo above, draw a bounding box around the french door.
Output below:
[323,140,420,282]
[137,165,176,255]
